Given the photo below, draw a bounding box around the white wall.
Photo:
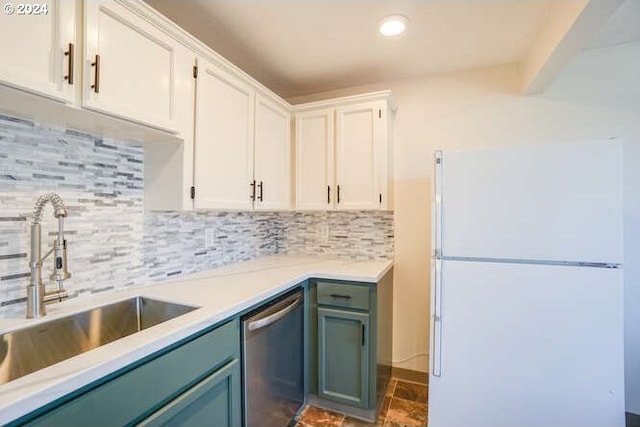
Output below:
[289,40,640,412]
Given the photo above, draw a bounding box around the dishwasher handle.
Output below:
[247,296,302,332]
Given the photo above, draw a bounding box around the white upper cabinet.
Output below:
[295,109,334,210]
[0,0,77,102]
[83,0,182,132]
[192,62,292,211]
[254,95,292,210]
[2,0,394,214]
[335,101,386,210]
[294,92,393,211]
[193,58,255,210]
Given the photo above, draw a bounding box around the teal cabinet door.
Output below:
[18,321,240,427]
[139,359,241,427]
[317,307,369,408]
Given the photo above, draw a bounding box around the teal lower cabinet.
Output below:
[307,269,393,422]
[18,319,241,427]
[317,307,370,408]
[139,359,241,427]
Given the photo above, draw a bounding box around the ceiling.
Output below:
[145,0,638,101]
[584,0,640,49]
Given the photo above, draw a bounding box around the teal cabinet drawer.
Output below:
[317,282,369,310]
[139,359,241,427]
[26,319,240,427]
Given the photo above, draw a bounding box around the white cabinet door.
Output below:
[335,102,384,210]
[0,0,76,102]
[295,109,334,210]
[254,95,291,210]
[83,0,179,132]
[193,58,254,210]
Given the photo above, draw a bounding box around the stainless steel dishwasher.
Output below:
[242,289,304,427]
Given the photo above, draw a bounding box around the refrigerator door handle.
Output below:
[432,258,443,377]
[433,150,443,258]
[432,150,444,377]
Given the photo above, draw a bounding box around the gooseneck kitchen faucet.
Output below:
[26,193,71,318]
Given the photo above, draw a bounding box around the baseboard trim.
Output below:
[627,412,640,427]
[391,367,428,384]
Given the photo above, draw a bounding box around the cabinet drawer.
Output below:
[27,319,239,426]
[317,282,369,310]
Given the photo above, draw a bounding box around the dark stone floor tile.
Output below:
[385,397,428,426]
[386,379,397,396]
[297,376,430,427]
[393,380,428,403]
[297,405,345,427]
[379,395,392,418]
[342,415,384,426]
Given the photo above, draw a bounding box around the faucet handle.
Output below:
[50,239,71,282]
[43,288,69,304]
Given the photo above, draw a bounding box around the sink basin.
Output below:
[0,297,198,385]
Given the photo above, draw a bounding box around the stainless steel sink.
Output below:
[0,297,198,385]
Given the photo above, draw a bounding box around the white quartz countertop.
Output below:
[0,255,392,424]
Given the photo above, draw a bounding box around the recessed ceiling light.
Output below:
[379,15,408,37]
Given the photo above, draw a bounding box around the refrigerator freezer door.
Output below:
[428,260,625,427]
[440,140,623,264]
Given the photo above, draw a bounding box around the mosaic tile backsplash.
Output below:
[144,211,281,280]
[277,211,394,259]
[0,114,393,318]
[144,210,394,281]
[0,114,145,318]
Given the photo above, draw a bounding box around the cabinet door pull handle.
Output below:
[329,293,351,300]
[327,185,331,204]
[250,180,256,201]
[91,54,100,93]
[337,185,341,204]
[362,324,366,346]
[64,43,74,85]
[258,181,263,202]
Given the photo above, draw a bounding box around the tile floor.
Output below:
[294,378,428,427]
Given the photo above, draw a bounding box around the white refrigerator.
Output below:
[428,141,625,427]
